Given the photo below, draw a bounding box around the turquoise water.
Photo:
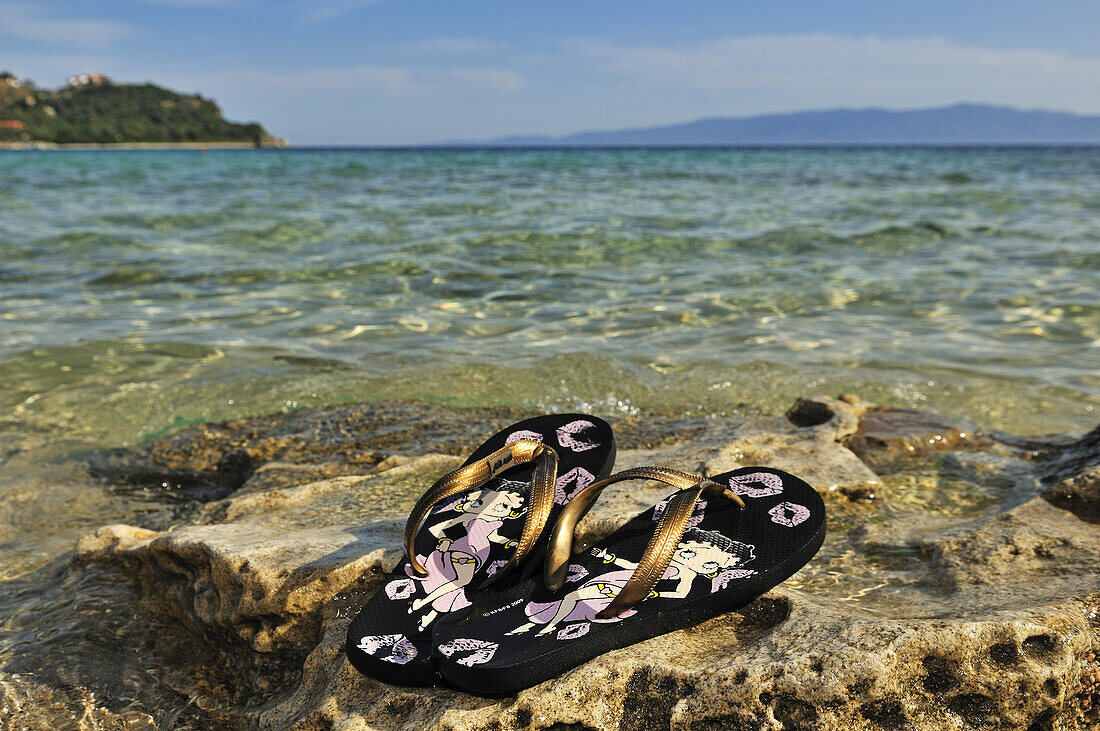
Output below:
[1,147,1098,459]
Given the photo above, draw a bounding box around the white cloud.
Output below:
[241,65,420,95]
[567,34,1100,114]
[300,0,384,24]
[445,68,525,92]
[136,63,528,144]
[123,0,239,5]
[205,64,525,97]
[0,2,133,49]
[402,38,508,54]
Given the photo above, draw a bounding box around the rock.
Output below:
[74,458,464,698]
[7,397,1100,729]
[1038,425,1100,524]
[785,394,865,437]
[1044,465,1100,523]
[251,586,1100,730]
[706,429,883,502]
[843,407,983,465]
[85,401,537,500]
[75,524,158,556]
[1037,425,1100,481]
[698,395,883,502]
[85,401,713,501]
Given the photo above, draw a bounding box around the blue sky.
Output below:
[1,1,1098,145]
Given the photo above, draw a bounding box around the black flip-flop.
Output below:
[345,414,616,686]
[431,466,825,695]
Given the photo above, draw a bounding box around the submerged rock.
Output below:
[841,404,984,463]
[85,401,537,500]
[6,398,1100,728]
[86,401,713,501]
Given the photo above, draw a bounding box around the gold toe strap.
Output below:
[403,438,558,585]
[544,466,744,618]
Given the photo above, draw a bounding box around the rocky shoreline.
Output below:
[2,396,1098,729]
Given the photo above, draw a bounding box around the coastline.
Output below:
[0,140,288,150]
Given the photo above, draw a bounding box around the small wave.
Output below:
[34,231,143,250]
[87,267,188,286]
[844,222,951,247]
[97,212,237,231]
[0,267,35,283]
[734,222,953,251]
[631,215,705,231]
[272,354,354,371]
[222,218,330,246]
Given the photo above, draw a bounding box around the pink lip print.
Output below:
[357,634,417,665]
[556,420,599,452]
[557,622,591,641]
[505,429,542,445]
[566,564,589,583]
[728,472,785,498]
[769,501,810,527]
[437,638,499,667]
[485,559,509,576]
[384,578,415,601]
[555,466,595,504]
[711,568,757,592]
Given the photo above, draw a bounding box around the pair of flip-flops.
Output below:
[345,414,825,695]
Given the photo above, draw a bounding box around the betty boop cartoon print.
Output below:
[506,527,756,638]
[402,483,526,632]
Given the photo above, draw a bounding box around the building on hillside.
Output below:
[67,73,110,87]
[0,120,27,130]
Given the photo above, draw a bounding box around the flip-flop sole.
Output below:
[345,413,616,686]
[432,466,824,695]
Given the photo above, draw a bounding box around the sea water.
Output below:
[2,147,1097,447]
[0,146,1098,573]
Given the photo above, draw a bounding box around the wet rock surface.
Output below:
[842,406,984,463]
[3,397,1100,729]
[1039,425,1100,524]
[86,401,710,501]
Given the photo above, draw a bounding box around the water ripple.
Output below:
[0,147,1096,449]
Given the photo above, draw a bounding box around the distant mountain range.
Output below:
[458,104,1100,147]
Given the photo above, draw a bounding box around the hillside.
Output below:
[473,104,1100,146]
[0,72,284,147]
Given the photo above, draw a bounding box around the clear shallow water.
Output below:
[3,146,1097,575]
[2,147,1098,460]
